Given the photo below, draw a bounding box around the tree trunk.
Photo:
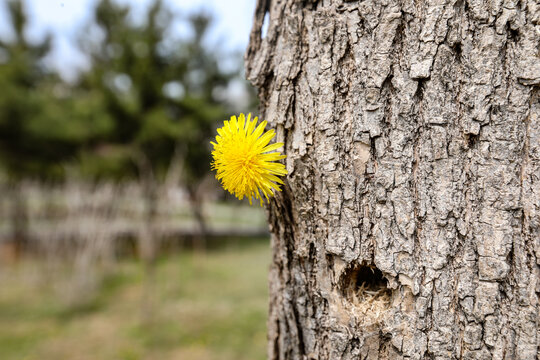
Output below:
[134,151,159,268]
[188,186,208,253]
[135,152,159,322]
[10,181,30,258]
[246,1,539,359]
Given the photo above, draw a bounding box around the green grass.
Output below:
[0,241,270,360]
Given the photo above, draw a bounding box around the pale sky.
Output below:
[0,0,256,80]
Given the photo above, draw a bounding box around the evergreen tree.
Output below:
[0,0,102,255]
[78,0,235,259]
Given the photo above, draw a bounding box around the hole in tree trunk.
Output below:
[339,263,392,320]
[355,265,386,288]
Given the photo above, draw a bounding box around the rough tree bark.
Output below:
[246,0,539,359]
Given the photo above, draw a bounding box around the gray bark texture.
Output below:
[245,0,540,359]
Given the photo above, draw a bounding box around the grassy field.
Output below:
[0,240,270,360]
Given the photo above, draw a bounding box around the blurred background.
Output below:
[0,1,270,359]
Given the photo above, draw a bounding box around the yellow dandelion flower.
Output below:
[211,113,287,206]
